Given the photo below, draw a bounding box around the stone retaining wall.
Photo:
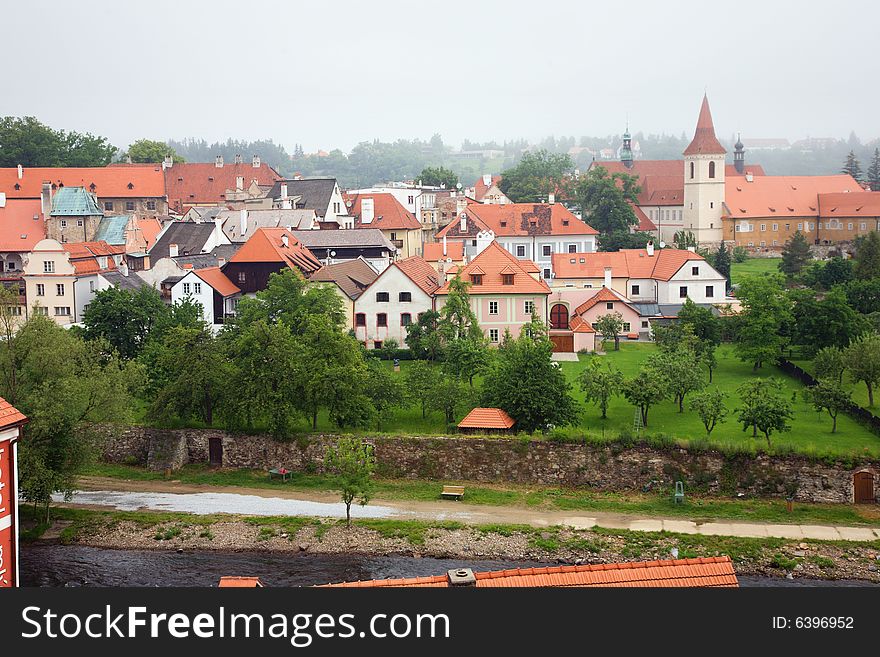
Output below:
[90,425,879,504]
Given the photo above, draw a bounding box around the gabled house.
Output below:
[467,174,510,204]
[0,198,46,318]
[354,256,439,349]
[220,208,321,243]
[46,186,103,243]
[264,178,350,226]
[170,266,241,328]
[223,227,321,294]
[422,239,466,278]
[291,228,396,273]
[310,258,380,332]
[344,192,423,258]
[149,219,231,261]
[435,241,550,345]
[163,156,281,213]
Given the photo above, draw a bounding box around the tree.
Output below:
[444,335,490,386]
[568,166,640,234]
[813,346,846,384]
[735,378,793,448]
[363,359,406,431]
[405,309,443,360]
[844,333,880,407]
[0,116,117,167]
[779,231,811,277]
[82,285,168,360]
[734,274,792,369]
[688,388,729,436]
[732,246,749,264]
[713,242,732,291]
[577,359,623,419]
[418,166,458,189]
[597,231,653,252]
[672,231,698,250]
[377,337,399,360]
[481,317,578,432]
[789,287,868,357]
[867,148,880,192]
[124,139,184,163]
[595,312,624,351]
[802,257,854,289]
[804,379,851,433]
[844,278,880,315]
[622,368,667,427]
[405,360,437,418]
[677,298,721,347]
[438,274,482,342]
[498,150,573,203]
[842,150,863,181]
[647,347,704,413]
[430,373,471,425]
[325,438,375,528]
[854,231,880,281]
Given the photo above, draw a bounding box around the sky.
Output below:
[3,0,877,153]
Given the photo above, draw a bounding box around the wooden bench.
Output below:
[269,468,290,482]
[441,485,465,500]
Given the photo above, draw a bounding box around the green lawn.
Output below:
[731,257,782,285]
[791,358,878,414]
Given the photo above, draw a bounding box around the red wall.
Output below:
[0,439,17,588]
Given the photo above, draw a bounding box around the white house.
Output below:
[353,256,439,349]
[170,266,241,329]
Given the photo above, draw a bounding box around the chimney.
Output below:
[745,173,754,183]
[687,246,696,253]
[252,154,261,168]
[169,243,179,258]
[548,192,555,204]
[41,182,52,216]
[239,208,248,236]
[162,154,173,169]
[215,155,223,168]
[120,261,129,277]
[442,234,447,256]
[646,241,655,257]
[603,266,612,289]
[236,175,244,190]
[482,174,492,186]
[17,164,23,180]
[361,198,375,224]
[234,154,242,165]
[213,216,224,245]
[459,212,467,232]
[456,197,468,215]
[446,568,476,587]
[281,234,289,248]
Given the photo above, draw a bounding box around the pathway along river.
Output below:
[20,545,878,588]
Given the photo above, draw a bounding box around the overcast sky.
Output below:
[4,0,877,152]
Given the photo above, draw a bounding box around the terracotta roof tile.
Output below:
[574,287,637,315]
[344,192,421,230]
[725,174,862,219]
[218,576,264,588]
[229,227,321,275]
[0,397,27,429]
[136,217,164,249]
[0,165,165,199]
[164,162,280,212]
[458,407,516,430]
[437,203,597,239]
[422,241,465,262]
[551,248,705,282]
[393,256,440,295]
[310,259,379,300]
[0,199,46,251]
[683,95,727,156]
[193,266,240,297]
[472,174,503,201]
[817,191,880,218]
[436,241,550,295]
[62,240,121,275]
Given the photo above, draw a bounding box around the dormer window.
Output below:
[500,221,507,227]
[563,220,569,226]
[471,274,483,285]
[14,183,20,190]
[127,182,134,189]
[89,183,96,191]
[502,273,514,285]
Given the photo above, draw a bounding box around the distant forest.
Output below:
[167,132,880,189]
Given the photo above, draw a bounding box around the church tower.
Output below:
[620,124,633,169]
[733,133,745,174]
[682,94,726,246]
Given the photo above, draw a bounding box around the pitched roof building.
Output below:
[457,407,516,433]
[223,227,321,293]
[163,158,281,213]
[344,192,423,258]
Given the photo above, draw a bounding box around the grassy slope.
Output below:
[731,257,782,285]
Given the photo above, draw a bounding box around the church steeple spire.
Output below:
[620,120,633,169]
[683,94,726,156]
[734,132,745,174]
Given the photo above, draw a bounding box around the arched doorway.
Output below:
[550,303,569,330]
[854,471,875,504]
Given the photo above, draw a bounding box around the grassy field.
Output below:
[791,358,878,414]
[731,257,782,285]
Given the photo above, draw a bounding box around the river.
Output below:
[19,545,878,588]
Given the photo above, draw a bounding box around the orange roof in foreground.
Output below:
[458,407,516,430]
[321,556,737,588]
[393,256,440,295]
[0,397,27,429]
[193,266,240,297]
[228,227,321,274]
[344,192,421,230]
[436,241,550,295]
[0,165,166,199]
[218,576,264,588]
[0,199,46,251]
[725,174,862,219]
[422,241,465,262]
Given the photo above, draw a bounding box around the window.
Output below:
[183,282,191,295]
[542,268,551,279]
[89,280,95,292]
[516,245,526,257]
[5,306,22,317]
[376,291,390,302]
[679,286,688,298]
[772,223,778,231]
[355,313,366,327]
[524,300,534,315]
[760,224,766,232]
[60,220,67,228]
[146,201,156,211]
[238,272,246,284]
[373,341,382,350]
[797,223,803,231]
[398,291,411,302]
[54,306,70,316]
[861,223,867,231]
[194,282,202,294]
[710,202,714,209]
[76,219,83,227]
[98,256,108,270]
[471,240,477,247]
[377,313,387,327]
[550,304,569,330]
[489,329,499,343]
[708,161,716,178]
[104,202,114,211]
[760,241,766,247]
[390,233,397,241]
[407,195,414,205]
[36,284,45,296]
[34,307,48,316]
[706,285,714,298]
[631,284,640,296]
[542,245,552,256]
[622,322,631,332]
[489,301,499,315]
[43,261,54,273]
[689,162,695,179]
[502,273,514,285]
[471,274,483,285]
[56,284,64,296]
[401,313,412,326]
[691,266,699,276]
[848,223,854,230]
[568,244,577,253]
[126,201,135,211]
[641,320,649,329]
[333,202,340,214]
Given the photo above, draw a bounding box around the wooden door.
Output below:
[854,472,874,504]
[550,334,574,353]
[208,438,223,467]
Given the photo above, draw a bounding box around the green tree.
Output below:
[732,246,749,264]
[672,231,698,250]
[568,166,640,234]
[595,312,624,351]
[844,278,880,315]
[377,337,399,360]
[325,438,375,528]
[0,116,117,167]
[734,274,792,369]
[813,345,846,384]
[735,378,793,447]
[363,359,406,431]
[124,139,184,163]
[803,379,851,433]
[713,242,732,291]
[405,360,437,418]
[429,372,470,425]
[622,368,667,427]
[82,285,169,360]
[439,274,482,342]
[789,288,868,357]
[481,318,578,432]
[647,347,704,412]
[842,150,863,181]
[418,166,458,188]
[577,359,623,419]
[802,257,854,289]
[844,333,880,407]
[867,148,880,192]
[688,388,729,436]
[498,150,573,203]
[779,231,811,277]
[596,231,653,252]
[854,231,880,281]
[405,309,443,360]
[677,298,721,347]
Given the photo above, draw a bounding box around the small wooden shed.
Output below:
[457,408,516,434]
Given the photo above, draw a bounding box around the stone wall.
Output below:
[90,425,879,504]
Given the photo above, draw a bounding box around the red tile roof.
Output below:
[458,407,516,430]
[574,286,637,315]
[472,175,503,201]
[62,241,122,275]
[193,266,240,297]
[164,162,281,212]
[0,165,166,199]
[683,95,727,156]
[436,241,550,295]
[393,256,440,295]
[0,199,46,251]
[818,191,880,218]
[422,241,465,262]
[136,217,163,249]
[552,248,706,282]
[344,192,421,230]
[568,315,595,333]
[724,174,862,219]
[630,202,656,232]
[437,203,597,239]
[228,227,322,275]
[218,576,264,588]
[0,397,27,429]
[321,556,738,588]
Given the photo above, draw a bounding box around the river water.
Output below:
[19,545,878,588]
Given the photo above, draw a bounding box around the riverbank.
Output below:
[25,507,880,584]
